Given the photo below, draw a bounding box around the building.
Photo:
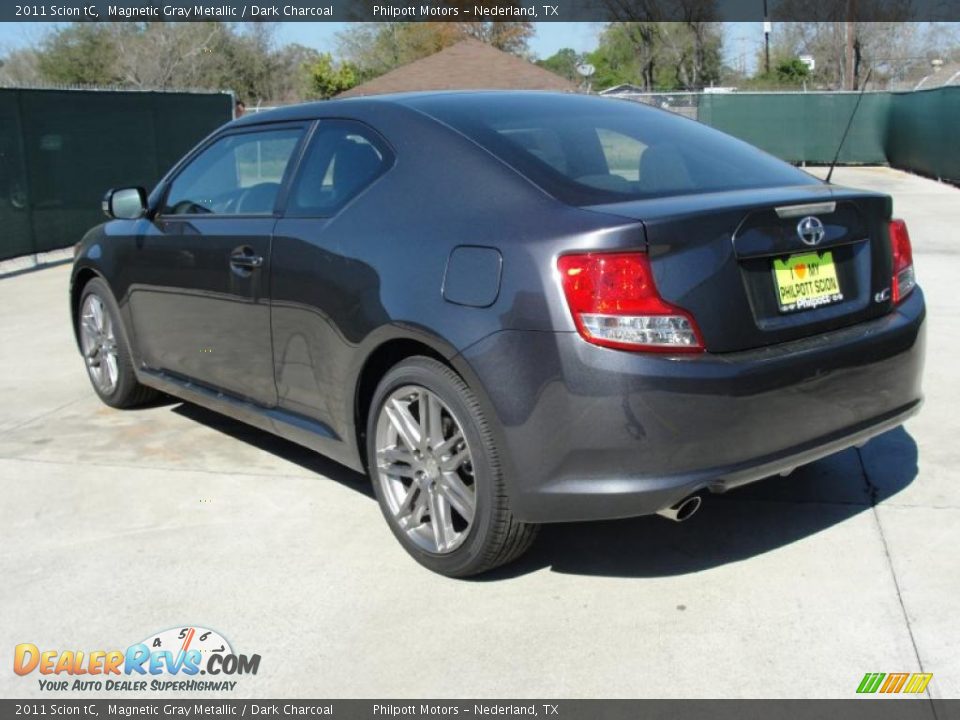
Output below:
[337,39,576,98]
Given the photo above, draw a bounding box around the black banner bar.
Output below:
[2,699,960,720]
[2,0,960,23]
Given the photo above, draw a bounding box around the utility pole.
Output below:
[845,0,857,89]
[763,0,771,75]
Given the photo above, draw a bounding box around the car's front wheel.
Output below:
[77,278,157,408]
[367,357,538,577]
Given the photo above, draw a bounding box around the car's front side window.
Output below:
[162,127,303,216]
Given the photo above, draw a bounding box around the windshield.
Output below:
[405,93,820,206]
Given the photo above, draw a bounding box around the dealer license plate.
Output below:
[772,251,844,312]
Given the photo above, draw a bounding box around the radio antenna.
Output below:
[825,68,872,184]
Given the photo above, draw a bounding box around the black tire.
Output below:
[77,277,158,409]
[366,356,538,577]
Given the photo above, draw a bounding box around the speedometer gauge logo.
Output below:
[141,626,233,668]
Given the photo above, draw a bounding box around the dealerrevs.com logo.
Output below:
[14,626,261,692]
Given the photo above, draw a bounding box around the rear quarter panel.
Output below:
[269,102,646,448]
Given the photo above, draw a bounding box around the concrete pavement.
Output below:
[0,167,957,699]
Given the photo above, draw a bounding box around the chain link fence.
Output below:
[599,91,704,120]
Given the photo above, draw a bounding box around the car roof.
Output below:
[228,90,584,127]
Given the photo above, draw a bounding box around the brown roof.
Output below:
[338,39,577,98]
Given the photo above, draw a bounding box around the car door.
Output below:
[270,120,393,435]
[128,124,306,405]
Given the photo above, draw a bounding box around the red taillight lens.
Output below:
[557,252,704,352]
[890,219,916,303]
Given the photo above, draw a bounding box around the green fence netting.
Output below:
[698,91,891,165]
[886,87,960,183]
[0,88,231,261]
[697,87,960,184]
[3,87,956,262]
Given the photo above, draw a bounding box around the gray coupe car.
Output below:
[70,92,925,576]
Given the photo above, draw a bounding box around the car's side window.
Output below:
[285,121,392,217]
[162,127,303,216]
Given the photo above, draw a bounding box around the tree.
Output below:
[770,0,918,89]
[593,0,722,90]
[0,48,43,86]
[5,22,319,104]
[306,53,358,99]
[775,57,810,84]
[587,21,723,91]
[109,23,228,91]
[268,43,323,102]
[336,24,446,80]
[456,22,535,55]
[35,23,120,85]
[739,49,808,90]
[537,48,581,83]
[654,20,722,89]
[613,23,659,90]
[585,25,646,89]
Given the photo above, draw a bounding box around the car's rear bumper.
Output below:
[457,289,926,523]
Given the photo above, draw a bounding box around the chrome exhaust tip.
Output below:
[656,495,702,523]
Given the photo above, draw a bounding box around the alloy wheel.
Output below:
[79,294,119,395]
[374,385,476,554]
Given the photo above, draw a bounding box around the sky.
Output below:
[0,21,763,69]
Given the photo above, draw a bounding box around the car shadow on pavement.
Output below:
[170,402,374,499]
[480,426,918,580]
[165,400,917,580]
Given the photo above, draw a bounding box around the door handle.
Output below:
[229,248,264,270]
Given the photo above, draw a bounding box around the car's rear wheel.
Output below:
[78,278,157,408]
[367,356,538,577]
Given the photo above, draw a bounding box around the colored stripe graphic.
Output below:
[903,673,933,694]
[857,672,933,694]
[857,673,886,694]
[880,673,910,693]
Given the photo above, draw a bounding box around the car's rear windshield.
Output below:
[404,93,820,206]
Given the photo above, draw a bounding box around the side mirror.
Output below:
[102,187,147,220]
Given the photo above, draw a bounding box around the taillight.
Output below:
[890,219,916,303]
[557,252,704,353]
